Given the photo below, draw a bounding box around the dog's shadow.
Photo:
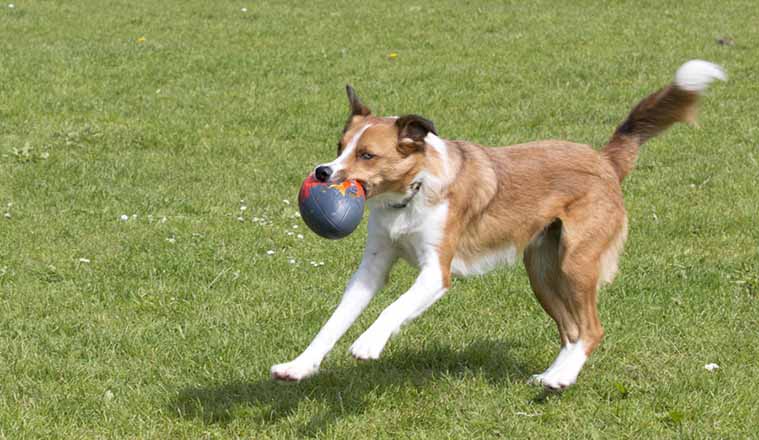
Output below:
[171,339,537,436]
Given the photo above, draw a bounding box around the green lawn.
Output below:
[1,0,758,438]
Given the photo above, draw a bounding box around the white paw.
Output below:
[350,331,388,360]
[531,370,577,391]
[528,342,588,391]
[527,371,574,390]
[527,373,547,386]
[270,360,318,382]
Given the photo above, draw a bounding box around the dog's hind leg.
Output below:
[525,209,626,390]
[524,219,578,387]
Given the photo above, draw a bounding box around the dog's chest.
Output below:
[370,202,447,265]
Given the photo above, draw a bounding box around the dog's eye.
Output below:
[359,152,375,160]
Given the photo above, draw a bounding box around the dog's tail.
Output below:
[602,60,726,182]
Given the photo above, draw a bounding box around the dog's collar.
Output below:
[389,181,422,209]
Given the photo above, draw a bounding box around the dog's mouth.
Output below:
[328,176,370,198]
[356,180,369,198]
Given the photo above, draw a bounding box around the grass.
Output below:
[1,0,758,437]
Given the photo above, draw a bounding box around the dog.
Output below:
[271,60,725,389]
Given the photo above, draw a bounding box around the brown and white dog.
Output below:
[271,60,725,389]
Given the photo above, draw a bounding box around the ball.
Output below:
[298,174,366,239]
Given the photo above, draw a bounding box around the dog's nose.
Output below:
[314,165,333,182]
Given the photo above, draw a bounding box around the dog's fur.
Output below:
[271,60,725,389]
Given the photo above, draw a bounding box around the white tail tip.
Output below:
[674,60,727,92]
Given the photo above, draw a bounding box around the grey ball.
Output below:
[298,176,366,239]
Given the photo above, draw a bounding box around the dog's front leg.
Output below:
[350,259,448,361]
[271,232,396,381]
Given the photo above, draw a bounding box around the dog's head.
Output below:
[313,86,447,205]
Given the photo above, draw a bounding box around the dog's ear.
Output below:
[396,114,437,155]
[346,85,371,117]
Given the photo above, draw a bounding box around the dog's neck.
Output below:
[368,137,462,211]
[389,181,423,209]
